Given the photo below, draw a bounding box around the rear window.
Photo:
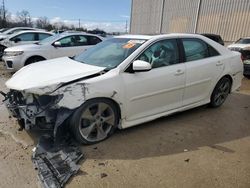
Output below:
[182,38,220,62]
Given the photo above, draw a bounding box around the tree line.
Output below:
[0,1,107,34]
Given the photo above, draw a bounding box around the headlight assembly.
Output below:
[4,51,24,56]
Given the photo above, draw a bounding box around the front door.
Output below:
[122,39,186,121]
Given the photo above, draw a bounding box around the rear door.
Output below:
[71,35,103,55]
[38,33,52,41]
[181,38,224,106]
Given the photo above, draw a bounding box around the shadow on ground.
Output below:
[79,93,250,160]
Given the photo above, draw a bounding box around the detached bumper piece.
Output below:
[32,135,84,188]
[244,63,250,76]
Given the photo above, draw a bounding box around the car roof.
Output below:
[201,33,222,37]
[57,32,104,39]
[11,30,52,35]
[115,33,211,40]
[239,37,250,39]
[7,30,53,39]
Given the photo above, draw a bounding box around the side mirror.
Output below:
[53,41,61,47]
[14,38,21,43]
[132,60,152,72]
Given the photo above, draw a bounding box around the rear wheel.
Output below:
[25,56,45,66]
[70,99,119,144]
[210,77,231,108]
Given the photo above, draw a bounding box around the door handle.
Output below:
[175,69,184,76]
[216,61,223,66]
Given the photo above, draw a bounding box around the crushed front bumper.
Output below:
[1,90,72,134]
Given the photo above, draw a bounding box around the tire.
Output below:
[70,98,119,144]
[210,77,231,108]
[25,56,45,66]
[243,74,250,79]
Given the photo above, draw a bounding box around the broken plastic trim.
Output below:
[32,135,83,188]
[0,90,6,98]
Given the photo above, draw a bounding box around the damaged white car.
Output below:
[1,34,243,144]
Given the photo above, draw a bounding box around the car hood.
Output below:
[4,43,43,52]
[0,34,7,39]
[6,57,105,94]
[227,43,250,49]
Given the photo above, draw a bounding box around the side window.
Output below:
[11,33,35,41]
[208,45,220,57]
[57,36,75,47]
[137,39,180,68]
[182,38,220,62]
[87,36,102,45]
[39,33,52,40]
[74,35,88,46]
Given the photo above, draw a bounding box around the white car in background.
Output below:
[2,34,243,144]
[0,27,39,40]
[2,32,103,71]
[0,30,53,57]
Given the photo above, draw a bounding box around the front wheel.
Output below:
[210,77,231,108]
[70,99,119,144]
[244,74,250,79]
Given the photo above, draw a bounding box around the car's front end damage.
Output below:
[2,90,63,130]
[1,57,106,139]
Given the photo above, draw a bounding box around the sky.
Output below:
[5,0,131,32]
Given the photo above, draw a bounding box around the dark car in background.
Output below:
[228,37,250,79]
[201,33,224,46]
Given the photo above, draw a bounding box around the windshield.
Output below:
[73,38,146,69]
[38,34,60,45]
[236,38,250,44]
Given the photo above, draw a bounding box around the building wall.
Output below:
[130,0,250,42]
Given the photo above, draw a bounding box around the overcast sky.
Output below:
[5,0,131,32]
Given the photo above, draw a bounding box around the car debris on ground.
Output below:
[32,134,83,188]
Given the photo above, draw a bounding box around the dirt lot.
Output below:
[0,62,250,188]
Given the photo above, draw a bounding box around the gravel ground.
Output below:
[0,62,250,188]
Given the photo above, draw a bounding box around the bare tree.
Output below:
[36,16,49,29]
[0,0,7,27]
[17,10,32,27]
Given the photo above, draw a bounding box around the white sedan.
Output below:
[2,32,103,71]
[0,30,53,57]
[2,34,243,144]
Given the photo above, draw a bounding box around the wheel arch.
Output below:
[24,55,46,65]
[219,74,233,93]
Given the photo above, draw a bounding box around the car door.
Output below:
[72,35,92,55]
[69,35,103,56]
[50,35,80,58]
[122,39,186,121]
[38,33,52,41]
[51,35,91,58]
[10,32,36,46]
[181,38,224,106]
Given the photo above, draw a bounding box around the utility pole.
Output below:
[1,0,6,27]
[125,20,128,33]
[78,19,81,29]
[194,0,202,33]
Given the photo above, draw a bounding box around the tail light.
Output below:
[241,54,244,61]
